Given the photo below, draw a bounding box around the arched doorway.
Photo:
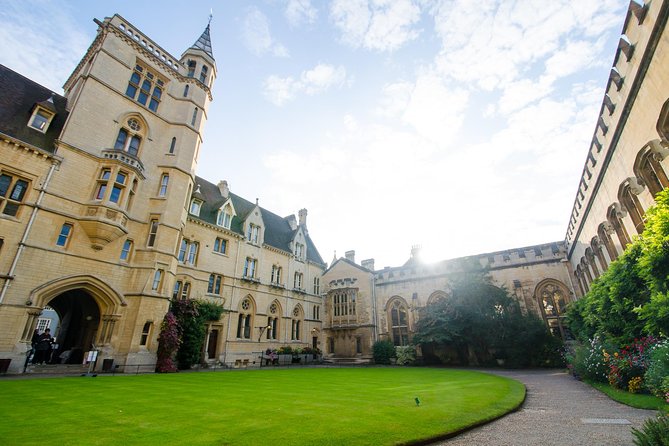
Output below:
[47,290,100,364]
[25,275,126,365]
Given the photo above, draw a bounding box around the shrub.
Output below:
[277,346,293,355]
[156,312,180,373]
[570,337,614,383]
[631,413,669,446]
[373,340,396,365]
[396,346,416,366]
[607,337,657,390]
[644,341,669,398]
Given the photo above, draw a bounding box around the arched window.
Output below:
[267,301,281,340]
[634,140,669,197]
[608,204,631,249]
[585,248,600,278]
[183,85,189,98]
[169,137,177,154]
[237,297,254,339]
[619,179,645,234]
[534,280,570,339]
[427,290,449,306]
[656,98,669,141]
[590,237,608,271]
[580,257,593,286]
[291,305,303,340]
[388,298,409,346]
[114,117,145,157]
[191,107,198,126]
[574,265,586,296]
[597,222,618,261]
[199,65,208,83]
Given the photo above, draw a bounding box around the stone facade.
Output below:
[322,244,574,360]
[565,0,669,294]
[0,14,325,374]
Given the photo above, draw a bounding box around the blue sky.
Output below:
[0,0,628,267]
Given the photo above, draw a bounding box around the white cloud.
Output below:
[285,0,318,27]
[330,0,421,52]
[242,7,289,57]
[263,63,349,105]
[0,1,89,93]
[402,75,469,146]
[498,77,555,115]
[431,0,626,91]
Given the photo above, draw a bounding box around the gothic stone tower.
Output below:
[0,14,215,372]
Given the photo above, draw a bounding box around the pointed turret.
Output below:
[190,24,214,60]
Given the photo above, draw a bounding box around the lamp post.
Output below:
[258,325,271,367]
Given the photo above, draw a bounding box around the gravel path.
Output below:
[435,369,658,446]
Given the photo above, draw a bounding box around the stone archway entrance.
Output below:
[24,275,126,366]
[47,290,101,364]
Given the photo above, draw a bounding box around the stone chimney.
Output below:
[298,208,307,227]
[286,214,297,230]
[361,258,375,271]
[411,244,422,260]
[345,250,355,263]
[217,180,229,198]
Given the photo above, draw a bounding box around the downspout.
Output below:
[0,161,59,304]
[222,235,243,365]
[370,273,378,342]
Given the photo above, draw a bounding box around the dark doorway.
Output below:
[312,336,318,350]
[47,289,100,364]
[207,329,219,359]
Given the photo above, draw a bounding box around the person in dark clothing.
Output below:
[33,328,53,364]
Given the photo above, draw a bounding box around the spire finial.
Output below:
[208,9,213,26]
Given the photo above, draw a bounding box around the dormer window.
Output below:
[246,223,260,244]
[216,207,232,229]
[28,107,55,133]
[189,199,202,216]
[295,242,305,260]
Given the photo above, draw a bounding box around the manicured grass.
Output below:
[588,380,669,412]
[0,368,524,445]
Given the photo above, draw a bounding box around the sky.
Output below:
[0,0,629,268]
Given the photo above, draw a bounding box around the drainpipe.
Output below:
[370,273,378,342]
[0,161,59,304]
[222,235,243,366]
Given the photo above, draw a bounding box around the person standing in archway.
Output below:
[33,329,53,364]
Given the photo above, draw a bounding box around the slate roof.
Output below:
[193,176,325,265]
[0,65,68,154]
[190,24,214,60]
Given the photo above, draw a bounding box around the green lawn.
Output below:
[0,368,524,445]
[587,380,669,413]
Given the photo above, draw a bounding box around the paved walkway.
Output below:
[436,369,657,446]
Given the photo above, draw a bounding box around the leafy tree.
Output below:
[413,269,561,367]
[566,189,669,342]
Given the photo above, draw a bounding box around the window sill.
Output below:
[269,283,285,289]
[212,251,229,257]
[241,277,260,284]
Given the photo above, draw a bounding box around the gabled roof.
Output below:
[324,257,373,275]
[0,65,68,154]
[193,176,325,265]
[189,24,214,60]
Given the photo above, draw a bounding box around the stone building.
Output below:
[322,0,669,362]
[322,243,573,361]
[565,0,669,294]
[0,14,324,374]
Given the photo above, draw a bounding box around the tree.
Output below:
[413,269,561,367]
[566,189,669,342]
